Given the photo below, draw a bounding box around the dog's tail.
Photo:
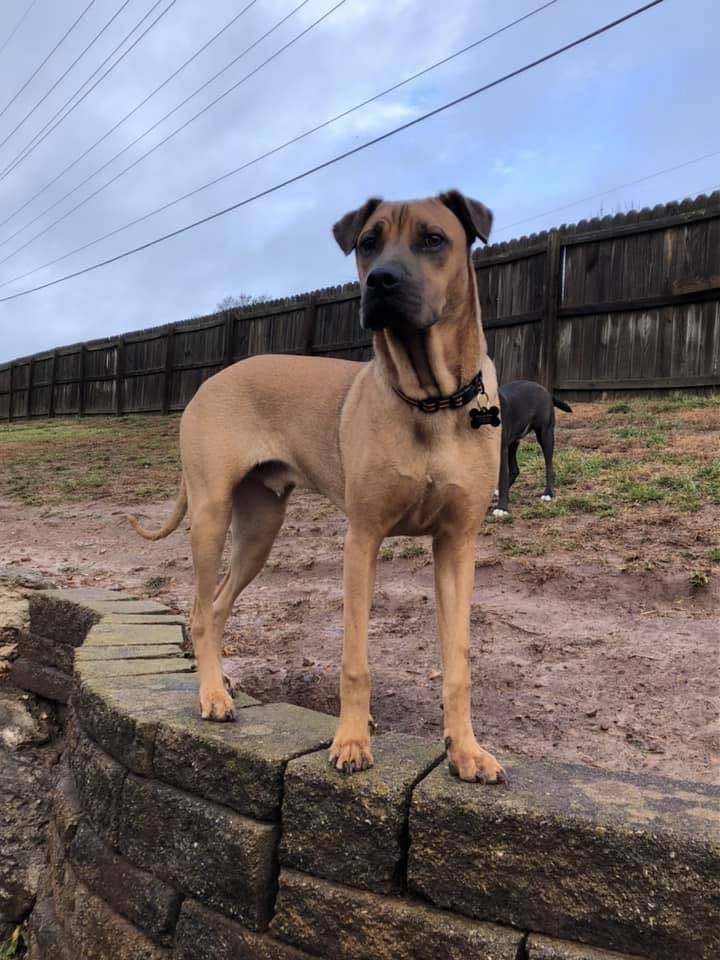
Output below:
[553,397,573,414]
[126,477,187,541]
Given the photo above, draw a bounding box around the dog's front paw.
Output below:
[446,737,507,784]
[329,732,374,774]
[540,494,553,502]
[199,685,236,722]
[492,508,510,518]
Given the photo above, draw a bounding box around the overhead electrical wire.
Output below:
[0,0,343,265]
[493,149,720,236]
[0,0,135,152]
[0,0,40,60]
[0,0,563,284]
[0,0,257,199]
[0,0,99,123]
[0,0,667,303]
[0,0,179,184]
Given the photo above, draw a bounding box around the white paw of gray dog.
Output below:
[540,494,553,502]
[492,508,510,518]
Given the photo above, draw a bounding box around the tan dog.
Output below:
[129,190,505,784]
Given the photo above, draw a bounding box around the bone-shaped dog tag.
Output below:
[469,405,501,429]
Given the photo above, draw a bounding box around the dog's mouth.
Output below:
[360,289,434,333]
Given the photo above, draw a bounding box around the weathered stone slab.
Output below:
[76,643,184,661]
[0,567,56,591]
[52,766,82,850]
[117,773,278,929]
[69,819,181,945]
[271,869,522,960]
[56,863,170,960]
[175,899,317,960]
[154,702,335,820]
[98,612,186,626]
[10,656,73,703]
[67,720,126,846]
[281,734,443,893]
[17,631,75,672]
[408,757,720,960]
[85,622,185,646]
[76,655,191,680]
[83,598,171,616]
[40,587,132,602]
[74,673,257,775]
[28,895,73,960]
[29,592,100,646]
[528,935,646,960]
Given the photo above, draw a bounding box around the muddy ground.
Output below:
[0,395,718,784]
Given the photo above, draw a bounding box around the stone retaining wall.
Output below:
[7,587,718,960]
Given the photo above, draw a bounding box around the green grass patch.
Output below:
[496,536,545,557]
[522,493,615,519]
[614,475,702,511]
[708,547,720,564]
[396,541,427,559]
[607,401,632,414]
[646,391,720,412]
[0,925,26,959]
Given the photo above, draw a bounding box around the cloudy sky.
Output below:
[0,0,717,360]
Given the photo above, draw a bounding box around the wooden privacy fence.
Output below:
[1,191,719,420]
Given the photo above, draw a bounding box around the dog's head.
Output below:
[332,190,492,333]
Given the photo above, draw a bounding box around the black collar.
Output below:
[393,370,485,414]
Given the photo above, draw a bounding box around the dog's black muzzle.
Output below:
[360,261,423,331]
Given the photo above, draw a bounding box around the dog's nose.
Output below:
[366,264,402,292]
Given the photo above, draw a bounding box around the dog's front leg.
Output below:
[433,531,506,784]
[329,525,380,773]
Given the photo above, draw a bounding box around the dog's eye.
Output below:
[424,232,445,249]
[358,234,377,255]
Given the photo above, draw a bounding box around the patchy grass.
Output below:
[0,925,26,959]
[689,570,710,589]
[607,401,632,414]
[496,536,545,557]
[0,415,180,505]
[708,547,720,563]
[396,541,427,560]
[144,574,171,596]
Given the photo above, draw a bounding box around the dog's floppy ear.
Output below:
[332,197,383,255]
[438,190,493,245]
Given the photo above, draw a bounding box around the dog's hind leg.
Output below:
[213,477,291,641]
[492,442,511,517]
[189,493,235,721]
[508,441,520,490]
[537,424,555,501]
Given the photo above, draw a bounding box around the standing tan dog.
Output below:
[129,190,505,784]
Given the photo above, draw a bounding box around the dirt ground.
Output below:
[0,394,718,784]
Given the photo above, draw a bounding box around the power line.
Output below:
[0,0,40,59]
[0,0,99,123]
[0,0,256,201]
[0,0,668,304]
[0,0,340,265]
[0,0,564,285]
[0,0,135,153]
[492,149,720,236]
[0,0,178,185]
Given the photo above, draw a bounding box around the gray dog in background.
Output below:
[493,379,572,516]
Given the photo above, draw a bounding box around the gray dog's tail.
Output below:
[126,477,187,541]
[553,397,573,414]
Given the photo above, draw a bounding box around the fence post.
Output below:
[302,296,317,354]
[224,313,235,368]
[48,350,57,417]
[162,326,175,414]
[115,339,125,416]
[540,229,561,391]
[27,357,34,419]
[7,362,13,422]
[78,346,87,415]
